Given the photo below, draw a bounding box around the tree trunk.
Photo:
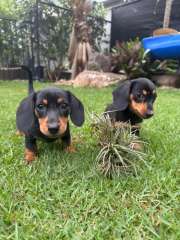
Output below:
[163,0,174,28]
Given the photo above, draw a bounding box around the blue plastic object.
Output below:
[142,34,180,60]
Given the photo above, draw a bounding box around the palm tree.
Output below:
[68,0,92,79]
[163,0,174,28]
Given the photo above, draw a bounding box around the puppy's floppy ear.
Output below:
[67,91,85,126]
[113,81,131,110]
[16,93,36,135]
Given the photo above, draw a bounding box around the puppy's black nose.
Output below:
[48,124,59,134]
[146,110,154,118]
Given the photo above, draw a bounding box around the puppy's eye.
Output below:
[61,103,68,109]
[37,104,45,110]
[137,94,144,100]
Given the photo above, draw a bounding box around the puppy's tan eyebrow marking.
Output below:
[143,90,147,95]
[35,109,39,117]
[43,99,48,105]
[57,98,64,103]
[130,94,134,99]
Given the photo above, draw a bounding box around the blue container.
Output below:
[142,34,180,60]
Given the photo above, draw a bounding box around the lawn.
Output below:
[0,81,179,239]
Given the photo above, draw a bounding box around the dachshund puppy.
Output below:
[105,78,157,134]
[16,67,84,163]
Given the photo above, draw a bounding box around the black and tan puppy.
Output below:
[16,66,84,163]
[105,78,157,134]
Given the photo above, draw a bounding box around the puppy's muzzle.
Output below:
[48,122,59,135]
[144,109,154,119]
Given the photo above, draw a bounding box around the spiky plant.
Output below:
[111,39,145,78]
[91,113,146,177]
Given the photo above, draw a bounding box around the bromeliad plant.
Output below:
[111,38,178,79]
[111,39,145,78]
[91,113,146,177]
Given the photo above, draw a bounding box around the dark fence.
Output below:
[0,18,28,67]
[0,1,110,80]
[0,68,28,80]
[111,0,180,47]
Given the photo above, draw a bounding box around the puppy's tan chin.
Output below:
[40,129,60,138]
[133,111,145,119]
[134,111,153,119]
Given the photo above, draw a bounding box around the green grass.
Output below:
[0,81,179,239]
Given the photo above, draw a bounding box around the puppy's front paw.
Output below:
[25,148,37,163]
[65,145,76,153]
[16,130,24,136]
[130,142,143,151]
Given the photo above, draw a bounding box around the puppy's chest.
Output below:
[37,132,58,142]
[116,110,142,125]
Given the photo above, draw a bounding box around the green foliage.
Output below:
[88,1,107,51]
[39,3,73,68]
[38,0,107,73]
[111,38,179,78]
[0,0,35,18]
[0,20,28,66]
[0,0,107,71]
[111,39,145,78]
[0,0,16,16]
